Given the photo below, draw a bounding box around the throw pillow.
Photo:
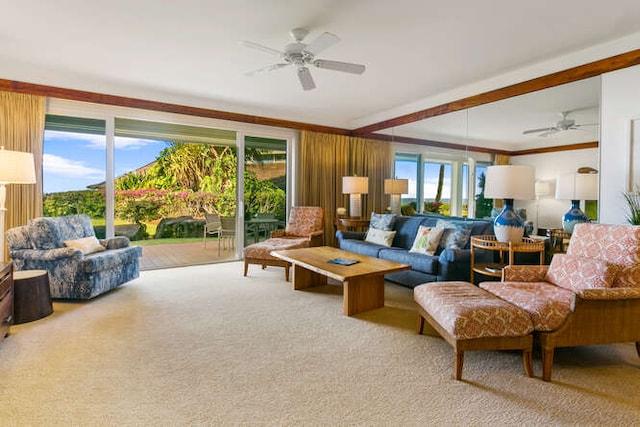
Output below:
[63,236,106,255]
[369,212,396,230]
[365,228,397,247]
[436,219,473,250]
[545,254,619,291]
[409,226,444,255]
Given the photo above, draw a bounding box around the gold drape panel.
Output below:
[0,91,45,260]
[299,131,391,247]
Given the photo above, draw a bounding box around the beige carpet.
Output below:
[1,262,639,425]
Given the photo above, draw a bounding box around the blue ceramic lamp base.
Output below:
[562,199,589,233]
[493,199,525,243]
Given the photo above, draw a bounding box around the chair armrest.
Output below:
[502,265,549,282]
[270,229,286,238]
[309,231,324,247]
[101,236,131,249]
[9,247,83,261]
[576,287,640,300]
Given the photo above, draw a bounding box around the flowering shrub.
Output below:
[114,189,219,223]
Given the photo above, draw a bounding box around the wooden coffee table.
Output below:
[271,246,410,316]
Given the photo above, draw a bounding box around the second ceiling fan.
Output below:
[523,110,598,137]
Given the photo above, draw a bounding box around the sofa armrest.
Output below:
[9,247,83,261]
[101,236,131,250]
[335,230,366,242]
[502,265,549,282]
[576,287,640,300]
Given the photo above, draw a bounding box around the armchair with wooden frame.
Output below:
[243,206,324,281]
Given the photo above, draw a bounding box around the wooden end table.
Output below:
[13,270,53,324]
[271,246,410,316]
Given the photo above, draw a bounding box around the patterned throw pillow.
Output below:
[63,236,106,255]
[369,212,396,231]
[365,228,397,247]
[409,226,444,255]
[545,254,619,291]
[436,219,473,250]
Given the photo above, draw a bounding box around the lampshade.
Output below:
[342,176,368,194]
[384,178,408,195]
[534,181,551,198]
[0,147,36,184]
[484,165,535,200]
[555,173,598,201]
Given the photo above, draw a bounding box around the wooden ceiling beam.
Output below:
[351,49,640,135]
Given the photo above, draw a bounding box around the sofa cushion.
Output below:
[365,228,396,246]
[409,225,444,255]
[80,246,143,273]
[479,281,575,331]
[64,236,106,255]
[338,239,388,258]
[369,212,396,230]
[379,249,439,274]
[391,216,427,249]
[29,214,95,249]
[545,254,618,291]
[436,219,473,250]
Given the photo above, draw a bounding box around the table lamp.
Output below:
[484,165,535,243]
[384,178,409,215]
[0,147,36,262]
[555,172,598,233]
[342,176,368,218]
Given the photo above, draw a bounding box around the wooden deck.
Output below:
[136,241,238,270]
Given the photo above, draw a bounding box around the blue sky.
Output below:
[43,130,168,193]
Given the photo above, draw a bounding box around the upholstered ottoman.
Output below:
[243,238,309,281]
[414,281,534,380]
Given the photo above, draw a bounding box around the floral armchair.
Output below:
[479,223,640,381]
[243,206,324,280]
[7,214,142,300]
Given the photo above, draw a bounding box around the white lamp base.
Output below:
[493,224,524,243]
[389,194,401,215]
[349,193,362,218]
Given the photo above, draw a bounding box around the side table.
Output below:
[334,217,370,232]
[13,270,53,324]
[470,235,545,283]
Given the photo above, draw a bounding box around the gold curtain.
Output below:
[0,91,45,260]
[298,131,392,247]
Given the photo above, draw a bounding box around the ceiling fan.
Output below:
[522,111,598,137]
[243,27,366,91]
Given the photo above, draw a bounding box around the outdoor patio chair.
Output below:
[203,213,222,254]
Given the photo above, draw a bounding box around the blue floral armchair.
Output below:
[7,214,142,300]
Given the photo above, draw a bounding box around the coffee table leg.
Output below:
[343,274,384,316]
[292,265,327,290]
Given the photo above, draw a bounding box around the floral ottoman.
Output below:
[414,281,534,380]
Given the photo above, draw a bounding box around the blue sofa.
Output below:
[336,214,494,288]
[7,214,142,300]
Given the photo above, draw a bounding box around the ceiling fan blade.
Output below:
[245,63,290,76]
[297,67,316,90]
[573,123,599,128]
[313,59,366,74]
[538,130,560,137]
[304,32,340,55]
[522,127,556,135]
[242,40,283,57]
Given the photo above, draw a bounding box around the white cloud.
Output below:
[45,130,163,150]
[43,154,104,179]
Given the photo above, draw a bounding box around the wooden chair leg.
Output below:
[455,351,464,380]
[542,347,554,382]
[243,260,249,277]
[523,350,534,378]
[284,265,290,282]
[635,342,640,357]
[416,314,425,334]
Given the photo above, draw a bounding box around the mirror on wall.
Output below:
[379,76,601,231]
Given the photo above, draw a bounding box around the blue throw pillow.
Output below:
[370,212,396,231]
[436,219,473,250]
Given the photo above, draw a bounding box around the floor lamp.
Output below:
[0,147,36,262]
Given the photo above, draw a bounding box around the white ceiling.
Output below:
[2,0,640,145]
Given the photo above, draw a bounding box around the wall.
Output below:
[510,148,599,232]
[600,64,640,225]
